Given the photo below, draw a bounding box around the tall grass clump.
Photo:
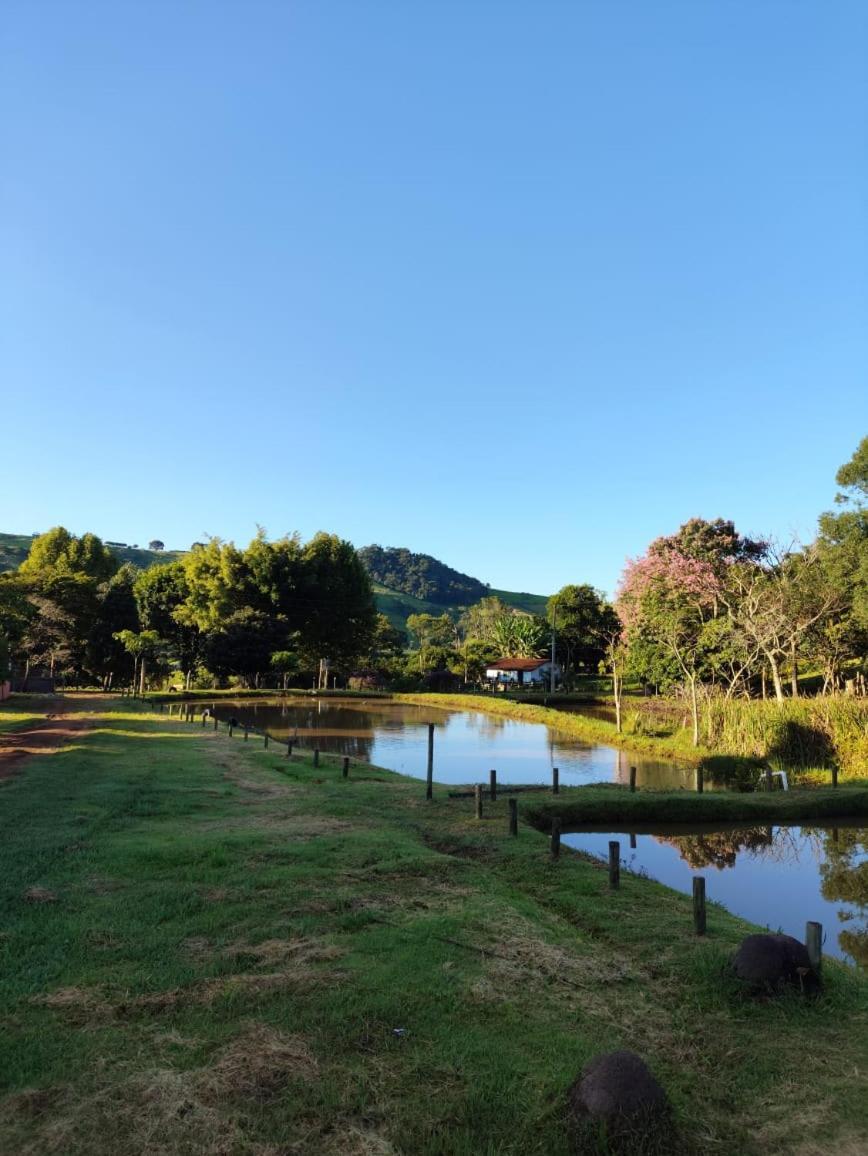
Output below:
[705,695,868,774]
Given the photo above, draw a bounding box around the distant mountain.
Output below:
[357,545,488,605]
[0,532,549,631]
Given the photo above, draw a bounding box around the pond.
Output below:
[562,825,868,967]
[208,696,692,789]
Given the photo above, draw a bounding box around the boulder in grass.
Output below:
[566,1050,672,1154]
[732,933,820,995]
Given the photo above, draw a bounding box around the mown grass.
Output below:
[1,699,867,1154]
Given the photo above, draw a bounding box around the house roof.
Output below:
[486,657,550,671]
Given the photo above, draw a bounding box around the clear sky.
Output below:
[2,0,866,598]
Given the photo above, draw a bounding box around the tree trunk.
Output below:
[789,639,799,698]
[762,651,784,701]
[689,675,699,747]
[139,657,146,696]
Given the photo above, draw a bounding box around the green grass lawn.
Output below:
[1,699,867,1154]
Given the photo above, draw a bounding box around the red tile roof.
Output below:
[486,658,550,671]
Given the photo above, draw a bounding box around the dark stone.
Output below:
[732,933,819,993]
[567,1050,671,1153]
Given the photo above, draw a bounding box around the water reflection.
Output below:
[208,697,693,789]
[562,825,868,967]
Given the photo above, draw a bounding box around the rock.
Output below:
[732,933,819,993]
[567,1050,671,1153]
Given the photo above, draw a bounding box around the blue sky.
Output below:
[2,0,865,597]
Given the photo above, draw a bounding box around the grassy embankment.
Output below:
[1,696,868,1154]
[399,693,868,781]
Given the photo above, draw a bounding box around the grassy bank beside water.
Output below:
[398,693,868,779]
[1,697,868,1154]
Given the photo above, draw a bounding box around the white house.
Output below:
[485,657,561,687]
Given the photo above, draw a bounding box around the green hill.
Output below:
[0,532,548,632]
[0,531,184,574]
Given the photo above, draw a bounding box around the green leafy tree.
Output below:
[135,562,202,688]
[548,585,618,679]
[19,527,118,584]
[113,629,162,693]
[406,613,456,672]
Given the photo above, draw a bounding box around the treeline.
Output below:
[0,528,377,690]
[612,437,868,743]
[357,545,488,605]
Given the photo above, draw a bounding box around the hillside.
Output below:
[0,532,548,631]
[0,532,184,573]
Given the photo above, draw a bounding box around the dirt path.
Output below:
[0,696,110,779]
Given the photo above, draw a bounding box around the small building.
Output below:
[485,657,561,687]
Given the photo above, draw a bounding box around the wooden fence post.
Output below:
[629,832,637,849]
[608,841,620,889]
[313,748,320,768]
[551,817,561,860]
[695,767,703,794]
[342,756,349,778]
[831,765,838,789]
[426,723,434,801]
[693,877,706,935]
[552,767,559,794]
[765,766,773,791]
[263,732,269,750]
[806,921,823,973]
[213,716,218,731]
[475,784,483,820]
[629,766,637,793]
[229,724,234,738]
[508,798,518,837]
[489,769,497,802]
[285,741,292,759]
[243,726,249,742]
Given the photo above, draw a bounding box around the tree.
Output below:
[618,547,721,745]
[113,629,162,693]
[297,533,376,669]
[136,562,202,688]
[148,540,165,552]
[489,613,547,659]
[406,613,456,672]
[457,596,510,644]
[548,585,618,680]
[270,649,300,690]
[19,527,117,584]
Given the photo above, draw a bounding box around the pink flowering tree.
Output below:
[616,543,722,746]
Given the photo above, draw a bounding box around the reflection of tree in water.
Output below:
[809,827,868,968]
[656,827,776,870]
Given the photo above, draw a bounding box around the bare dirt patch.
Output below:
[22,887,58,904]
[0,697,108,779]
[200,1023,318,1102]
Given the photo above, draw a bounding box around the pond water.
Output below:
[208,697,692,789]
[562,825,868,967]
